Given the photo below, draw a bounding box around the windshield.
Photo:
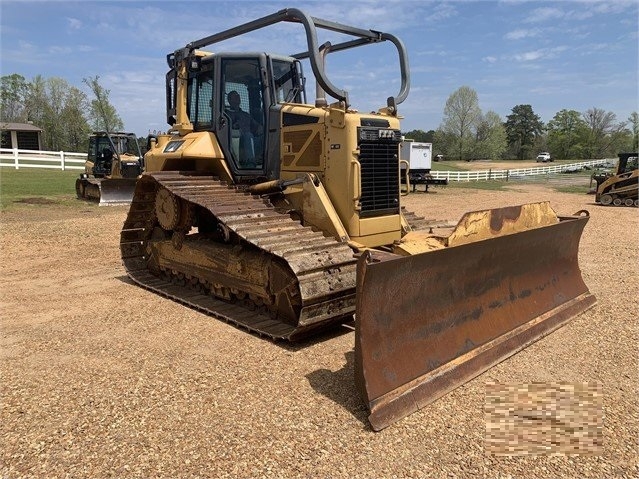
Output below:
[272,59,304,104]
[112,135,141,157]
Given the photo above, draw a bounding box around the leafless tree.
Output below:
[440,86,481,160]
[583,108,627,158]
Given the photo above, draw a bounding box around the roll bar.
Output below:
[173,7,410,110]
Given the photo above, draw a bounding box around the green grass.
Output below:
[554,185,593,194]
[0,168,82,209]
[431,161,470,172]
[552,179,597,195]
[0,162,597,211]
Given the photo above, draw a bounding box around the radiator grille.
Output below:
[358,128,401,218]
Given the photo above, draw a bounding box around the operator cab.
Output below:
[619,153,638,174]
[88,133,143,178]
[175,52,306,181]
[89,135,115,177]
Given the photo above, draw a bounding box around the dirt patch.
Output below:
[13,197,59,205]
[1,188,637,478]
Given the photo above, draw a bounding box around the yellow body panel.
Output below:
[354,216,402,247]
[145,131,233,183]
[280,103,402,249]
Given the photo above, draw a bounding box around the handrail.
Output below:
[177,7,410,109]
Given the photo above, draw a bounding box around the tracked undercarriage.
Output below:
[120,172,362,340]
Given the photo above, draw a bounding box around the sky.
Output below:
[1,0,638,137]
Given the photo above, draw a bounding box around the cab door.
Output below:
[215,55,268,177]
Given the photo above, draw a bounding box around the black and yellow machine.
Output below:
[593,152,638,207]
[76,131,144,205]
[120,8,595,430]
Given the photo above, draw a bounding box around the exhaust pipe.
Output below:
[315,42,331,107]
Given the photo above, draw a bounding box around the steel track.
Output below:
[120,172,359,340]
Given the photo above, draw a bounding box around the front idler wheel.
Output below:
[155,187,181,230]
[155,187,195,234]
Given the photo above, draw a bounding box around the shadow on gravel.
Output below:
[305,351,371,429]
[280,323,354,351]
[114,273,354,348]
[114,271,370,426]
[116,275,135,285]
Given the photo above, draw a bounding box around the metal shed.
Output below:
[0,122,43,150]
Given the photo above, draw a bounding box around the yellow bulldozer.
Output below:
[76,131,144,205]
[593,152,638,207]
[120,8,596,430]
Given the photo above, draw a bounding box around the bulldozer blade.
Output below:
[354,211,596,431]
[97,179,137,206]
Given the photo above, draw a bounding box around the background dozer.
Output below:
[593,152,638,207]
[76,131,144,205]
[120,8,595,430]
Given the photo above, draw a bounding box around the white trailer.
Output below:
[399,140,447,192]
[400,140,433,170]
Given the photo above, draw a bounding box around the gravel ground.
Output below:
[1,183,637,478]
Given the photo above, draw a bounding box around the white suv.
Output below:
[536,152,552,162]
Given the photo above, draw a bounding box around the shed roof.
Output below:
[0,122,43,132]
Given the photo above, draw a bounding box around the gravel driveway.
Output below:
[1,184,637,478]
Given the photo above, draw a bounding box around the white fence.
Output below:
[0,148,87,171]
[0,148,611,180]
[430,159,610,182]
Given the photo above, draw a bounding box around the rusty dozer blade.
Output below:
[354,203,596,431]
[96,178,137,206]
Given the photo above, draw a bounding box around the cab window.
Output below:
[188,67,214,130]
[272,59,304,103]
[221,58,265,169]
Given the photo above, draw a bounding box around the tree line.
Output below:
[0,73,127,152]
[2,75,637,160]
[405,86,638,161]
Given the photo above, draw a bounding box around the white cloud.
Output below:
[504,28,540,40]
[48,46,72,55]
[591,1,630,15]
[416,49,451,57]
[17,39,35,50]
[429,3,458,22]
[512,46,568,62]
[525,6,565,23]
[524,2,634,25]
[514,50,545,62]
[67,17,82,30]
[483,56,497,63]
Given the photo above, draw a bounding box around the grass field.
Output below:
[0,163,595,211]
[431,158,587,171]
[0,168,81,209]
